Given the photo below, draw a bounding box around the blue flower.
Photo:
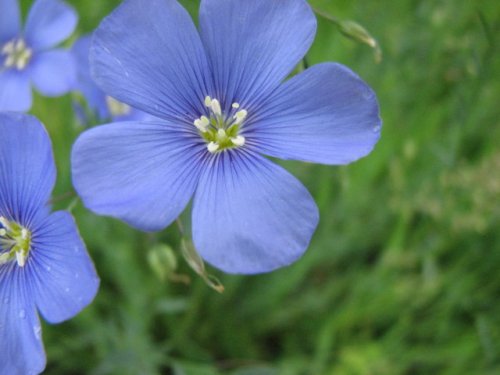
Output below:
[71,35,153,123]
[0,113,99,374]
[72,0,382,274]
[0,0,77,111]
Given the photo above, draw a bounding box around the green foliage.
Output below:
[22,0,500,374]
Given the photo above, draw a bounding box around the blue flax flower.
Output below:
[72,0,382,274]
[71,35,153,123]
[0,113,99,374]
[0,0,77,111]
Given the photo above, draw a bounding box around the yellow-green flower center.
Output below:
[0,217,32,267]
[1,39,33,71]
[193,96,247,153]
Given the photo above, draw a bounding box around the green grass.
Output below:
[20,0,500,374]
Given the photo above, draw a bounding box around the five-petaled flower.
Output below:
[0,0,77,111]
[72,0,382,274]
[71,34,153,124]
[0,113,99,374]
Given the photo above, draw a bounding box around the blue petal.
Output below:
[199,0,316,110]
[90,0,213,123]
[192,151,319,274]
[24,0,77,50]
[29,49,76,96]
[0,70,32,111]
[0,113,55,227]
[0,264,46,375]
[30,211,99,324]
[72,121,205,231]
[0,0,21,42]
[247,63,382,165]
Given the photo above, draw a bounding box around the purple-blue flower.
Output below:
[71,35,153,123]
[72,0,381,274]
[0,0,77,111]
[0,113,99,374]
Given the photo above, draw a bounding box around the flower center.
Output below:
[193,96,247,153]
[1,39,33,71]
[0,216,32,267]
[106,96,132,117]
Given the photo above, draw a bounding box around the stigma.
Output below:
[193,96,248,153]
[0,216,32,267]
[1,39,33,71]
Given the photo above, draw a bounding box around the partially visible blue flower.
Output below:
[0,0,77,111]
[72,0,382,274]
[0,113,99,374]
[71,35,152,123]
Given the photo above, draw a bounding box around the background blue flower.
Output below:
[0,0,77,111]
[71,0,381,274]
[71,34,153,124]
[0,113,99,374]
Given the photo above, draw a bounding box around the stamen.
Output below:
[207,142,220,153]
[16,50,32,70]
[16,39,26,50]
[233,110,248,125]
[210,99,222,116]
[194,116,209,132]
[0,217,11,231]
[231,135,246,147]
[204,96,212,107]
[15,251,27,267]
[232,103,240,109]
[1,41,15,54]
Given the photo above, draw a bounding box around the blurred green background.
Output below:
[20,0,500,374]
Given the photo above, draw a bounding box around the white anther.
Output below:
[2,41,14,54]
[21,228,28,240]
[15,250,26,267]
[204,96,212,107]
[4,56,15,68]
[210,99,222,116]
[233,109,248,125]
[194,116,209,132]
[16,39,25,50]
[0,229,6,236]
[231,135,246,147]
[0,217,11,231]
[232,103,240,109]
[207,142,220,153]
